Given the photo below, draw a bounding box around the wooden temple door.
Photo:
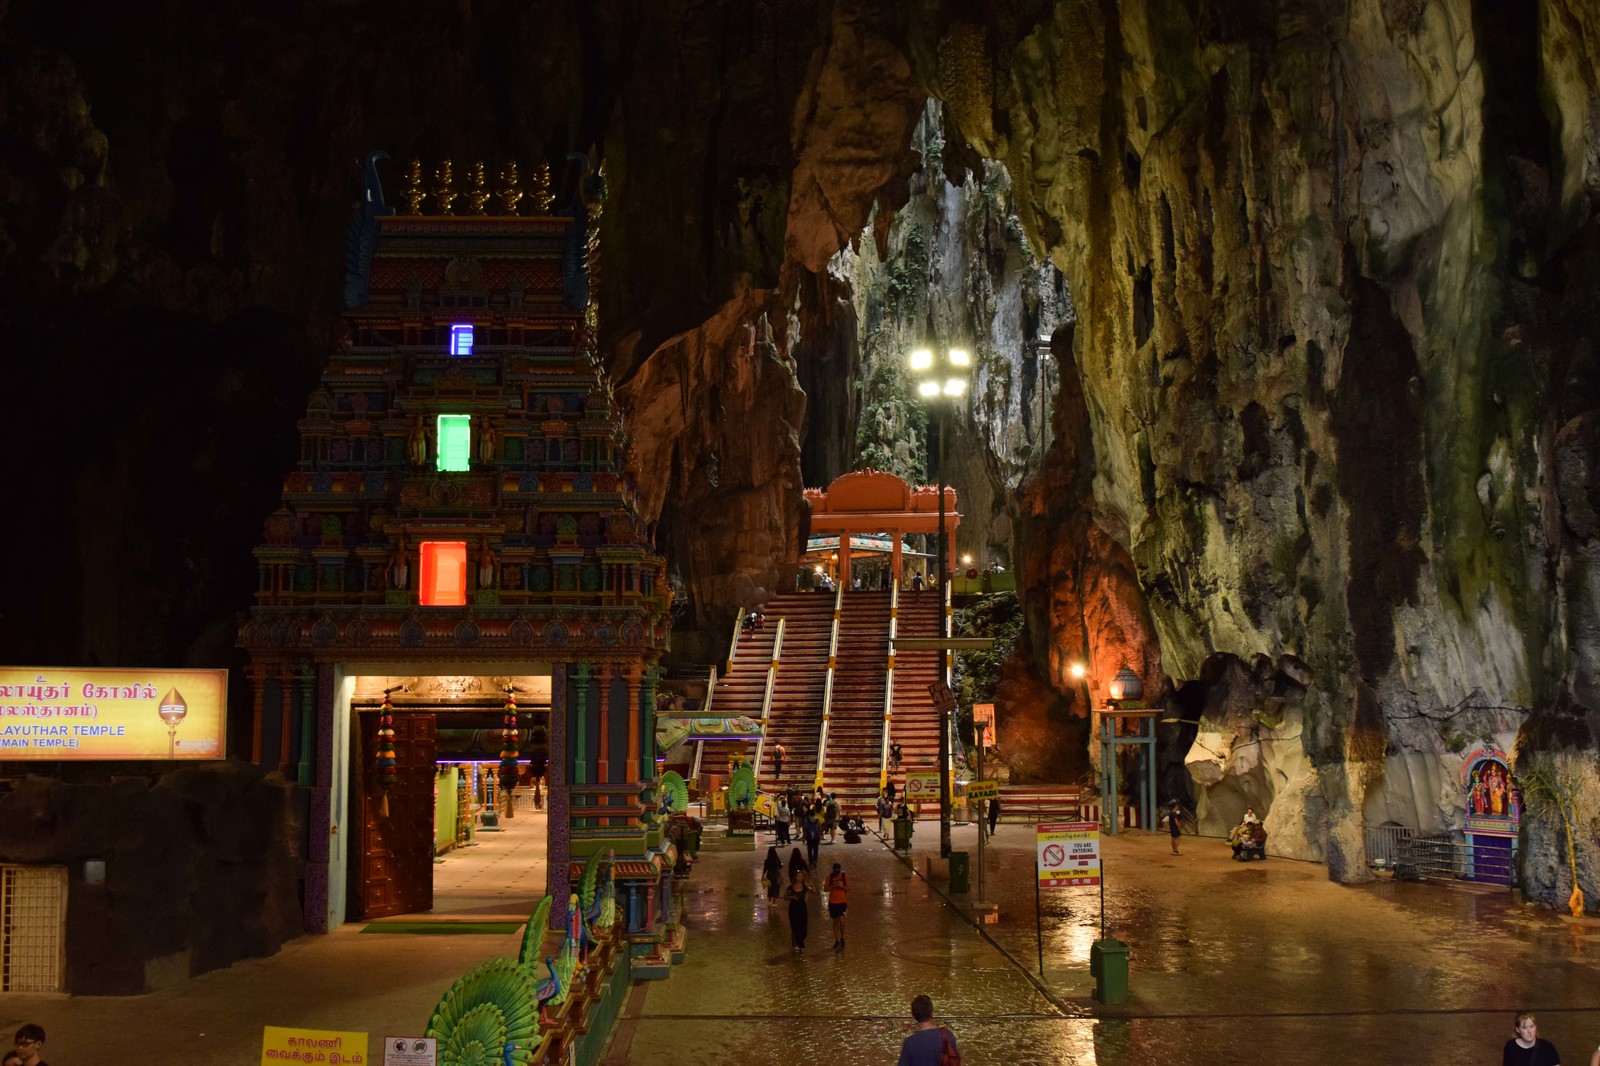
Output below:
[357,712,437,919]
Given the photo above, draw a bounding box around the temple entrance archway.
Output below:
[338,668,553,925]
[803,470,959,590]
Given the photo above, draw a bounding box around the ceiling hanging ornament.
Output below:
[499,689,521,817]
[375,691,398,817]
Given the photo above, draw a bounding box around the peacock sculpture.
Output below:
[424,957,542,1066]
[728,763,757,810]
[658,770,689,813]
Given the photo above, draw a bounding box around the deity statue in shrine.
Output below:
[388,548,409,590]
[477,542,498,590]
[479,421,497,463]
[407,416,427,466]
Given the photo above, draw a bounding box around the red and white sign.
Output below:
[927,681,956,713]
[1037,821,1100,887]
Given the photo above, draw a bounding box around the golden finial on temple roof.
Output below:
[432,159,458,215]
[496,161,524,214]
[402,160,426,215]
[466,161,491,214]
[531,163,554,215]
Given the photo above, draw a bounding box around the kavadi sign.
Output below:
[0,667,227,760]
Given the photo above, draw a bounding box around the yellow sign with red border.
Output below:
[262,1025,368,1064]
[1037,820,1100,887]
[0,667,227,760]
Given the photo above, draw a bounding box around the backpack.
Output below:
[939,1027,960,1066]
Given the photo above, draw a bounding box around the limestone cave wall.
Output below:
[928,0,1600,895]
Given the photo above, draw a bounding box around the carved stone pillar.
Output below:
[247,664,269,764]
[572,662,592,786]
[624,663,643,782]
[595,663,614,784]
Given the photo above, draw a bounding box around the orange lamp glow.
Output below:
[419,541,468,606]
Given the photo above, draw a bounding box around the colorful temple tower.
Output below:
[239,154,678,967]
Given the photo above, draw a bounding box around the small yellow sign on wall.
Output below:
[262,1025,369,1064]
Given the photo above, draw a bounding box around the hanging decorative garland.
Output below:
[499,690,520,813]
[375,692,398,817]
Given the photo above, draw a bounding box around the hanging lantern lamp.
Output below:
[375,691,398,816]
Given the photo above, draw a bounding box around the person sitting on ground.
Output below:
[1227,822,1247,860]
[843,814,864,844]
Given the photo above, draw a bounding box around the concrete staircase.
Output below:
[700,617,776,777]
[819,591,893,817]
[886,593,945,815]
[755,591,835,792]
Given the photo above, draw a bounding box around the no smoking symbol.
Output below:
[1043,843,1066,866]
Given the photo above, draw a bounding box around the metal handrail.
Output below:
[726,607,746,674]
[690,664,718,782]
[879,583,898,790]
[813,585,844,792]
[750,618,785,774]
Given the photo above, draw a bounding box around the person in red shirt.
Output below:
[825,862,849,951]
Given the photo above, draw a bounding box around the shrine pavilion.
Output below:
[238,156,679,972]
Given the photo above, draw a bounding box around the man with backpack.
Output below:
[825,862,849,951]
[897,994,959,1065]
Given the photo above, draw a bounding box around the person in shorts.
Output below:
[825,861,849,951]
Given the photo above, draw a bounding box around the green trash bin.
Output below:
[948,850,970,893]
[893,816,914,850]
[1090,938,1129,1004]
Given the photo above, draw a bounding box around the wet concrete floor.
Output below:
[2,820,1594,1064]
[613,823,1600,1065]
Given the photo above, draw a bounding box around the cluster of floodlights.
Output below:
[909,347,971,397]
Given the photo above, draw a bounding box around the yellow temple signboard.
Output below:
[261,1025,368,1064]
[0,667,227,760]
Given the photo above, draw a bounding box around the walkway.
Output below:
[429,806,546,918]
[4,818,1597,1064]
[607,824,1600,1064]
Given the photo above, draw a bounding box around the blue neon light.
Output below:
[449,324,474,357]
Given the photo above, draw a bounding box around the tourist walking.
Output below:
[1165,800,1184,855]
[987,795,1000,838]
[886,778,898,804]
[788,846,808,883]
[824,792,840,842]
[1502,1012,1561,1066]
[889,742,903,772]
[896,995,958,1066]
[803,807,822,869]
[775,796,791,844]
[772,742,786,780]
[876,791,892,833]
[761,847,784,903]
[825,862,849,951]
[786,868,813,952]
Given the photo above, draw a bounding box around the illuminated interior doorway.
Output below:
[343,671,553,922]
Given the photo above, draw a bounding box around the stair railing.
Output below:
[750,618,785,776]
[878,583,898,791]
[726,607,746,675]
[690,664,717,782]
[812,584,844,792]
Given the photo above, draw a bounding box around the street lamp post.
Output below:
[910,343,971,859]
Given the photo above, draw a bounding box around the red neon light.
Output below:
[419,542,467,606]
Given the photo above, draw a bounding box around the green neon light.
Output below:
[437,414,471,472]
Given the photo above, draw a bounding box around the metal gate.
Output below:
[1365,825,1515,887]
[1,865,68,992]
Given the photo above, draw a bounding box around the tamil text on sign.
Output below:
[1036,821,1101,887]
[0,667,226,760]
[966,779,999,802]
[262,1025,368,1065]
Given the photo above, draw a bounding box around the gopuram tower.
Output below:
[239,154,677,967]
